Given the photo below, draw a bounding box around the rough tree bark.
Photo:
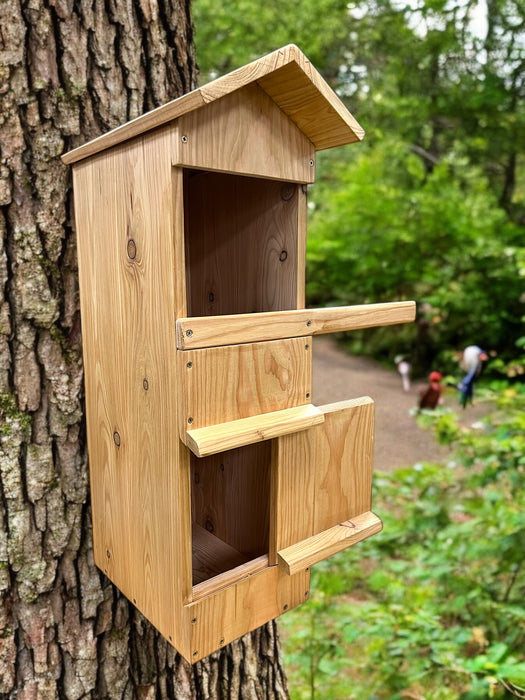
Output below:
[0,2,290,697]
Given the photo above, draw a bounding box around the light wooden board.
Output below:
[181,337,312,431]
[185,404,325,458]
[271,398,375,558]
[278,511,383,575]
[192,523,250,585]
[187,565,310,662]
[176,301,416,349]
[191,442,271,564]
[313,398,375,533]
[62,44,363,165]
[192,555,269,602]
[183,171,301,317]
[176,83,315,182]
[72,125,192,658]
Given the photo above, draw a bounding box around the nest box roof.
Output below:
[62,44,364,165]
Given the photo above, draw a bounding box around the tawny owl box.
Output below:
[62,45,415,662]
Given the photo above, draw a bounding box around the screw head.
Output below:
[181,135,188,143]
[186,329,193,337]
[186,361,193,369]
[306,320,312,327]
[188,417,193,425]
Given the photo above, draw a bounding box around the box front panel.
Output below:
[181,337,312,431]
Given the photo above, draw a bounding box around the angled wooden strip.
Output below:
[176,301,416,349]
[185,404,325,458]
[277,510,383,576]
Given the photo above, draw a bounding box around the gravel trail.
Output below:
[311,336,489,472]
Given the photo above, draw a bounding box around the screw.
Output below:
[182,135,188,143]
[309,159,314,167]
[305,344,309,350]
[186,361,193,369]
[305,591,309,598]
[306,393,310,399]
[192,617,197,624]
[219,638,224,645]
[188,417,193,424]
[186,329,193,337]
[306,320,312,327]
[193,651,198,657]
[283,604,288,611]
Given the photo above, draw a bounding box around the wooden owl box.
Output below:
[62,45,415,662]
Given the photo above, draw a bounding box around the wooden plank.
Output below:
[62,44,363,165]
[71,125,192,659]
[258,60,364,150]
[314,398,375,533]
[183,171,301,318]
[177,83,315,182]
[192,523,249,586]
[278,511,383,575]
[269,428,317,564]
[176,301,416,349]
[270,397,376,564]
[187,564,310,662]
[181,337,312,431]
[185,404,325,458]
[192,555,269,602]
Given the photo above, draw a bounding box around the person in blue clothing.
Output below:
[458,345,488,408]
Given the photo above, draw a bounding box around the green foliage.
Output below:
[306,139,524,370]
[280,383,525,698]
[191,0,350,84]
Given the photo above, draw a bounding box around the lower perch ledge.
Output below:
[277,510,382,575]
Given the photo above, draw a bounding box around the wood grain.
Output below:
[186,564,310,662]
[191,442,271,565]
[183,171,301,318]
[277,510,383,575]
[72,126,192,658]
[185,404,325,457]
[62,44,363,165]
[177,83,315,182]
[270,398,376,559]
[176,301,416,349]
[181,337,312,431]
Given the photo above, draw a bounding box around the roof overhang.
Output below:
[62,44,364,166]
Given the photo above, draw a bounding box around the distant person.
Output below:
[395,355,411,392]
[419,371,443,410]
[458,345,488,408]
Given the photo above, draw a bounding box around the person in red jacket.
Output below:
[419,371,443,410]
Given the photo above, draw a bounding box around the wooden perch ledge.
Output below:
[176,301,416,350]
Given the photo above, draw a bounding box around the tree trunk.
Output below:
[0,2,290,697]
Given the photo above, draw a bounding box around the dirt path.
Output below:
[312,337,489,472]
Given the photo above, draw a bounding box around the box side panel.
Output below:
[177,83,315,183]
[187,565,310,662]
[72,125,191,658]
